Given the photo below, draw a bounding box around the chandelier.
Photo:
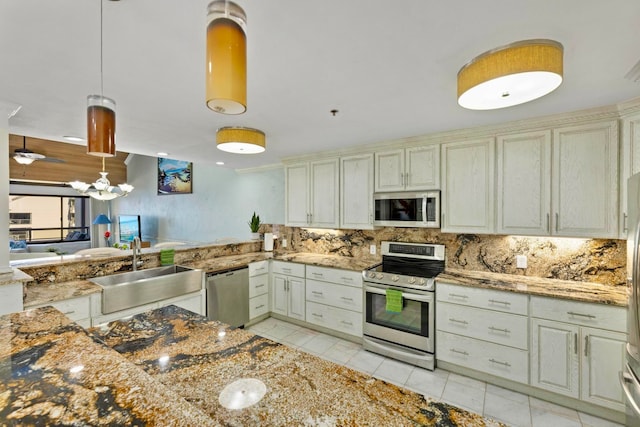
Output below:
[69,157,133,200]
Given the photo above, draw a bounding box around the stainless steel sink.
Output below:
[90,265,203,314]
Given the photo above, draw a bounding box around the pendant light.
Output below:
[70,157,134,200]
[87,0,116,156]
[457,39,563,110]
[216,127,265,154]
[206,0,247,115]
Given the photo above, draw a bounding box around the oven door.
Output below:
[364,285,434,353]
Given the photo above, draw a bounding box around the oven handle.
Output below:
[365,286,433,303]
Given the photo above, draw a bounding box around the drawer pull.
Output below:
[312,312,323,318]
[449,293,468,300]
[311,291,323,296]
[255,304,265,310]
[567,311,596,319]
[282,268,292,273]
[450,348,469,356]
[488,326,511,334]
[312,272,324,277]
[340,296,354,301]
[63,310,76,315]
[341,277,354,281]
[488,299,511,306]
[449,318,468,325]
[489,358,511,367]
[255,284,265,288]
[340,320,353,326]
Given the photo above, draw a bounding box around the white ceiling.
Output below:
[2,0,640,169]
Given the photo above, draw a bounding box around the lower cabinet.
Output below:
[249,261,270,320]
[530,296,627,412]
[31,294,94,328]
[271,261,306,321]
[159,290,206,315]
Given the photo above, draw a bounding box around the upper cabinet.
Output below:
[340,154,374,229]
[497,130,552,235]
[285,159,339,228]
[619,112,640,239]
[441,138,495,234]
[552,121,618,238]
[374,146,439,192]
[497,121,619,238]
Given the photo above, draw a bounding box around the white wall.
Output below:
[112,155,285,244]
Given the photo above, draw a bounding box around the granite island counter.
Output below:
[0,305,504,426]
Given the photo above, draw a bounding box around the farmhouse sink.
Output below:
[90,265,203,314]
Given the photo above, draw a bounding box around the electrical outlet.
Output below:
[516,255,527,269]
[282,238,287,248]
[370,244,376,255]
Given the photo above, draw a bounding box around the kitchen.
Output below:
[2,1,640,426]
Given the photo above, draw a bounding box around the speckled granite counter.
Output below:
[0,268,32,286]
[438,268,628,307]
[90,305,503,426]
[0,306,215,426]
[23,279,101,308]
[274,251,381,271]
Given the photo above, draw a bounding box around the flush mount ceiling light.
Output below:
[216,126,265,154]
[206,0,247,115]
[87,0,116,156]
[69,157,133,200]
[457,39,563,110]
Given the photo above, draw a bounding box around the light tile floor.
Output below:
[247,317,623,427]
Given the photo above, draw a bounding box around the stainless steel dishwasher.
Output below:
[206,267,249,327]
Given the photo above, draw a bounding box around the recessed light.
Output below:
[63,135,85,142]
[157,152,169,157]
[216,161,225,166]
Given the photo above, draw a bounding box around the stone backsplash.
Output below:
[264,225,626,287]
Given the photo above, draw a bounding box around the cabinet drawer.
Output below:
[437,302,528,350]
[306,301,363,337]
[306,280,363,313]
[437,331,528,384]
[249,260,269,277]
[272,261,305,277]
[249,294,269,319]
[437,282,528,315]
[249,274,269,298]
[36,296,91,322]
[306,265,362,288]
[531,296,626,332]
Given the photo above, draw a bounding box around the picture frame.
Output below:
[157,158,193,195]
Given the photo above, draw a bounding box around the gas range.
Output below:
[362,241,445,292]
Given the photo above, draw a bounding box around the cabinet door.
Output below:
[619,113,640,238]
[405,145,440,190]
[340,153,374,229]
[441,138,495,233]
[496,130,551,235]
[310,159,339,228]
[552,120,618,238]
[375,149,405,192]
[580,327,626,411]
[285,163,309,226]
[531,318,579,398]
[159,291,204,316]
[287,277,306,321]
[271,274,288,316]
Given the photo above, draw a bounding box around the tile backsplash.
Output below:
[265,225,626,287]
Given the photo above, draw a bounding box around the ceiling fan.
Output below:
[12,136,65,165]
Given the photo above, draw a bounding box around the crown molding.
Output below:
[235,162,283,174]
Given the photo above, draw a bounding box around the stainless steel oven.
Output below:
[362,241,445,370]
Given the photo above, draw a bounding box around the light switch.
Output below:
[370,244,376,255]
[516,255,527,269]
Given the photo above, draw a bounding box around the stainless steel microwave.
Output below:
[373,191,440,228]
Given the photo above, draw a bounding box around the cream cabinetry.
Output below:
[551,121,619,238]
[271,261,305,321]
[436,282,528,383]
[159,290,206,315]
[619,112,640,238]
[374,146,439,192]
[530,295,626,412]
[340,153,374,229]
[31,294,95,328]
[305,265,363,337]
[441,138,495,233]
[249,261,270,320]
[285,159,339,228]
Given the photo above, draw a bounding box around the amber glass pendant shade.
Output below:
[206,1,247,115]
[87,94,116,157]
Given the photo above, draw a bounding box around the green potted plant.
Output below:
[248,211,261,240]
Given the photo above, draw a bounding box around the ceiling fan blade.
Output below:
[40,157,66,163]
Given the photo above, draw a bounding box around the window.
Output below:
[9,194,90,243]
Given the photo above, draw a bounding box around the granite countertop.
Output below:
[0,268,32,286]
[89,305,502,426]
[273,251,381,271]
[182,251,273,273]
[438,268,628,307]
[23,279,101,308]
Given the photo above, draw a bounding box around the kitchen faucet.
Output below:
[132,237,143,271]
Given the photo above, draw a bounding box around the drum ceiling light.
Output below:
[206,0,247,115]
[457,39,563,110]
[216,127,265,154]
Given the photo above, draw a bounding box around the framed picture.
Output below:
[157,158,193,195]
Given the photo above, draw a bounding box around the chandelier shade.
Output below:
[216,126,265,154]
[206,0,247,115]
[87,95,116,157]
[457,39,563,110]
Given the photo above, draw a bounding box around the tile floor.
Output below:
[247,317,623,427]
